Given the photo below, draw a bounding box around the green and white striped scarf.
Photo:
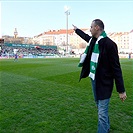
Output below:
[78,31,107,80]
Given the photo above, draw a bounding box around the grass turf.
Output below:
[0,58,132,133]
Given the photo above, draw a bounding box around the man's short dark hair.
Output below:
[93,19,104,30]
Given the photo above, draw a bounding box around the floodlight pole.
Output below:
[65,10,70,53]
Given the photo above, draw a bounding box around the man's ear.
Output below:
[95,25,99,31]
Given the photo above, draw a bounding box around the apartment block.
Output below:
[3,28,133,54]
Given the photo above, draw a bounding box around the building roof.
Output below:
[44,29,74,35]
[37,28,88,36]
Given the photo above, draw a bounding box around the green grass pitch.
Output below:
[0,58,132,133]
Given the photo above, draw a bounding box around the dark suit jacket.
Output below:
[76,29,125,100]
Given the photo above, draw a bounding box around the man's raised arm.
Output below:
[72,24,91,43]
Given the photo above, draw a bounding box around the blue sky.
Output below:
[1,0,133,37]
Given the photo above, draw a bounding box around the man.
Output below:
[72,19,127,133]
[13,48,18,62]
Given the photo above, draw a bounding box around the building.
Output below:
[108,32,130,53]
[120,32,130,53]
[2,28,133,54]
[33,28,90,52]
[129,29,133,53]
[14,28,18,38]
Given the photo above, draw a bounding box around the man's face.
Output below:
[90,21,99,37]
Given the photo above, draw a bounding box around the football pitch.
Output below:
[0,58,132,133]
